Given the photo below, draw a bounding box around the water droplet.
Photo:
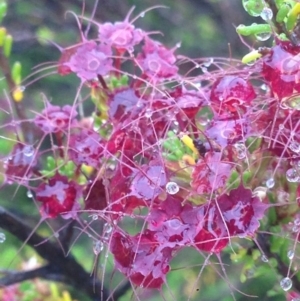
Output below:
[287,250,294,260]
[198,116,209,126]
[167,219,181,229]
[286,168,300,182]
[166,181,179,195]
[140,12,145,18]
[92,214,98,220]
[201,66,208,73]
[266,178,275,188]
[294,218,300,226]
[145,108,153,118]
[203,58,214,67]
[19,86,26,92]
[176,41,181,48]
[93,124,100,131]
[292,225,300,233]
[234,142,247,159]
[260,7,273,21]
[93,240,104,255]
[260,83,269,91]
[280,277,292,291]
[26,190,33,198]
[0,232,6,243]
[103,223,113,234]
[172,121,179,133]
[292,298,300,301]
[255,32,272,41]
[242,0,264,17]
[289,141,300,153]
[245,268,255,278]
[23,145,34,157]
[253,186,267,200]
[54,232,59,238]
[261,254,268,262]
[279,124,284,130]
[195,64,200,68]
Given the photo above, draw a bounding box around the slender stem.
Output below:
[0,51,34,143]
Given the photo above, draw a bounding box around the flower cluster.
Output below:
[3,2,300,298]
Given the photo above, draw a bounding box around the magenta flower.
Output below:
[68,129,104,168]
[98,21,144,51]
[137,37,178,80]
[210,75,256,117]
[218,183,268,237]
[63,41,113,81]
[34,102,77,133]
[36,174,81,218]
[4,143,36,183]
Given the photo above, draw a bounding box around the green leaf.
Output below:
[236,24,271,36]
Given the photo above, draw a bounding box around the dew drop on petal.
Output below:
[27,190,33,198]
[261,254,268,262]
[93,240,104,255]
[166,181,179,195]
[145,108,153,118]
[23,145,35,157]
[287,250,295,260]
[266,177,275,188]
[260,7,273,21]
[0,232,6,243]
[280,277,292,291]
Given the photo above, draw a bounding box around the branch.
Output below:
[0,206,125,300]
[0,265,68,286]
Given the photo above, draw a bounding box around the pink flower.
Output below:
[137,37,178,79]
[63,41,113,81]
[34,102,77,133]
[98,21,144,51]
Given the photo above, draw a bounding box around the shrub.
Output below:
[1,1,300,300]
